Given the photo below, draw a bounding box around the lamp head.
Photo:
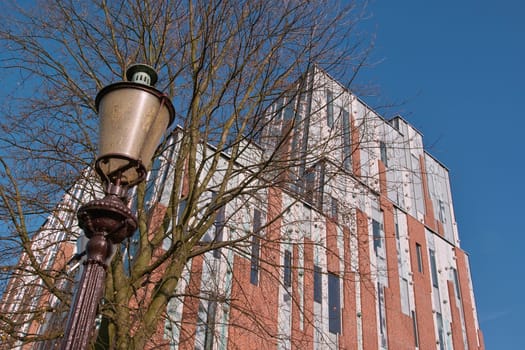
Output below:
[94,64,174,197]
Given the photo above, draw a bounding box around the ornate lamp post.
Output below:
[61,64,175,350]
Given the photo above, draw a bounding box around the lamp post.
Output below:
[61,64,174,350]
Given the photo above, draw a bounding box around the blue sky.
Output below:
[355,1,524,348]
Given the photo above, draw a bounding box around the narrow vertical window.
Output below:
[400,277,410,315]
[304,166,315,203]
[326,89,334,128]
[204,300,217,350]
[412,311,420,347]
[197,299,217,350]
[377,282,388,347]
[283,98,294,121]
[250,235,260,286]
[380,141,388,167]
[328,273,341,334]
[280,98,295,135]
[274,98,284,119]
[394,210,400,240]
[303,161,325,209]
[284,250,292,288]
[372,219,382,254]
[429,249,439,288]
[342,107,351,170]
[177,198,187,224]
[330,196,338,219]
[316,161,325,209]
[250,209,262,285]
[436,312,445,350]
[144,156,162,207]
[378,285,384,335]
[313,265,322,303]
[452,267,461,299]
[212,197,225,258]
[438,199,446,223]
[415,243,423,273]
[412,154,424,214]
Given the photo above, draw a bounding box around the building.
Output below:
[0,67,484,350]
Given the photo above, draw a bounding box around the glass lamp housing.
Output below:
[95,82,174,188]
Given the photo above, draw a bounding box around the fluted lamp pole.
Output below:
[61,64,175,350]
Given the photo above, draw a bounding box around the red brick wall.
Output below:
[408,215,436,349]
[455,248,483,350]
[356,209,379,350]
[381,199,415,350]
[447,280,465,350]
[339,226,358,349]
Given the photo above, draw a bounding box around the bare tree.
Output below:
[0,0,384,349]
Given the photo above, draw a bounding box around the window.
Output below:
[394,211,400,240]
[197,299,217,350]
[283,99,294,121]
[250,209,262,285]
[380,141,388,167]
[330,196,338,219]
[342,107,351,170]
[412,311,420,347]
[400,277,410,315]
[326,89,334,128]
[328,273,341,334]
[313,265,322,303]
[372,219,382,254]
[412,154,425,214]
[304,167,316,203]
[274,98,284,119]
[250,235,261,286]
[212,197,225,258]
[438,199,446,223]
[317,162,325,208]
[436,312,445,350]
[452,267,461,299]
[284,250,292,288]
[204,300,217,350]
[280,98,295,136]
[415,243,423,273]
[290,101,303,153]
[177,198,187,224]
[391,118,400,131]
[429,249,439,288]
[303,161,325,208]
[144,156,161,207]
[377,282,387,347]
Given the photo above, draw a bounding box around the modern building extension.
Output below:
[0,67,484,350]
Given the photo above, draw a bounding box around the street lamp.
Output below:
[61,64,175,350]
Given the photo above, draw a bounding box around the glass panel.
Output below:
[326,89,334,128]
[412,311,420,347]
[284,250,292,288]
[373,219,382,254]
[429,249,439,288]
[380,141,388,166]
[416,243,423,273]
[328,273,341,334]
[313,265,322,303]
[250,210,262,285]
[342,108,351,170]
[97,85,173,183]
